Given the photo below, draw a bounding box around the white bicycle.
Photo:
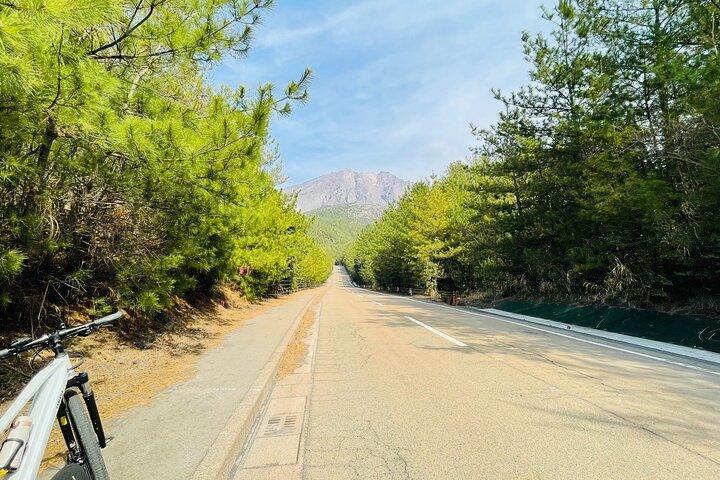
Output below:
[0,311,123,480]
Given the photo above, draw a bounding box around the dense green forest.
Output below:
[308,205,385,261]
[0,0,331,330]
[346,0,720,313]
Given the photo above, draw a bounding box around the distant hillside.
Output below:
[307,205,383,261]
[286,170,411,212]
[287,170,412,260]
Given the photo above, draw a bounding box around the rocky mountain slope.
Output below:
[286,170,412,260]
[286,170,411,213]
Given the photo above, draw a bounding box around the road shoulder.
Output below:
[229,297,323,480]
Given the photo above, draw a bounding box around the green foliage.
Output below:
[345,166,470,297]
[348,0,720,309]
[0,0,330,326]
[308,205,384,262]
[0,249,25,281]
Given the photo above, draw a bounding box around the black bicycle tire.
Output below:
[67,394,110,480]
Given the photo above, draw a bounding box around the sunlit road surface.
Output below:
[257,267,720,479]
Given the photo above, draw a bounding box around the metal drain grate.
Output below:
[264,413,301,437]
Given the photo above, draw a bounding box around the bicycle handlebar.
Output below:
[93,311,123,326]
[0,311,123,360]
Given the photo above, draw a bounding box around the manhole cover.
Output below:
[264,413,300,437]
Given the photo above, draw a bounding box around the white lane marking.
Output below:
[479,315,720,376]
[386,294,720,377]
[404,316,467,347]
[371,300,384,307]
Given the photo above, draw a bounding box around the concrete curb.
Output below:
[478,307,720,366]
[356,286,720,367]
[191,289,324,480]
[230,302,323,476]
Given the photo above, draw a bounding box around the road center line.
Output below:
[370,300,384,307]
[404,316,467,347]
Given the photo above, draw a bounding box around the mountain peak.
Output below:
[286,170,411,213]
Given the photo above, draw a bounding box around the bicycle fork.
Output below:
[57,372,107,463]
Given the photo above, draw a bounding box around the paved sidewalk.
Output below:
[44,290,318,480]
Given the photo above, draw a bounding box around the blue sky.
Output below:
[211,1,547,185]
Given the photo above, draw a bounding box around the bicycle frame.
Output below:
[0,354,74,479]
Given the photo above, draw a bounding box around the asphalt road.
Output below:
[288,267,720,479]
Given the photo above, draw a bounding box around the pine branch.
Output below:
[88,0,163,56]
[47,27,65,111]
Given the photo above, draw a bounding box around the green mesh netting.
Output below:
[496,300,720,354]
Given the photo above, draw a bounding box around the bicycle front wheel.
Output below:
[67,394,110,480]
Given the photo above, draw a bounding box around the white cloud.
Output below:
[214,0,547,184]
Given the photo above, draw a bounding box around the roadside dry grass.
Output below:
[276,307,316,380]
